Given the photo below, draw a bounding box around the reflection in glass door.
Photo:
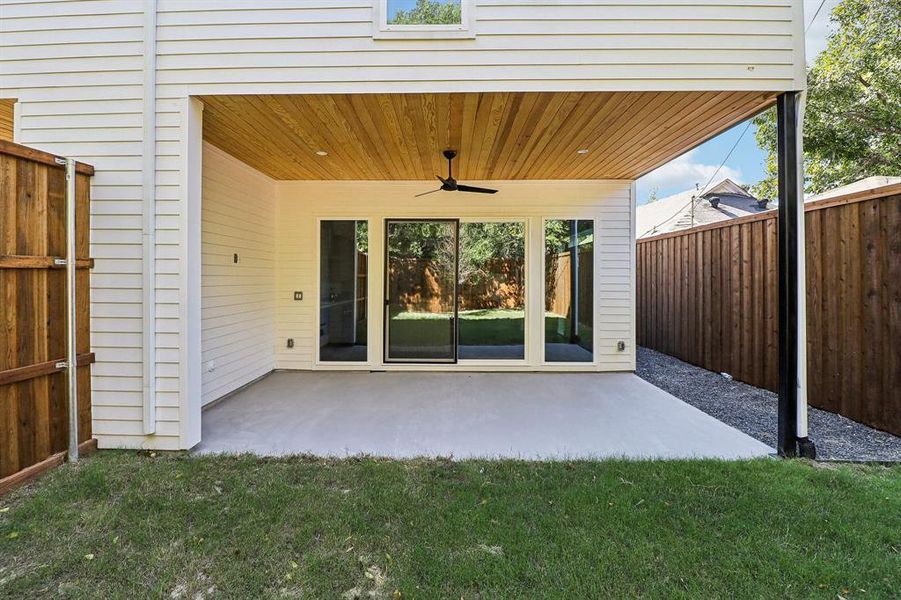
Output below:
[385,220,458,363]
[319,220,368,362]
[544,219,594,362]
[458,221,526,360]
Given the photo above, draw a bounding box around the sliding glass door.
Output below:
[380,217,595,365]
[457,221,526,360]
[384,220,458,363]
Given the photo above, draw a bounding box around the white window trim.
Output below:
[539,218,600,368]
[373,0,475,40]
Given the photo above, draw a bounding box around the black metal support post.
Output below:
[776,92,801,457]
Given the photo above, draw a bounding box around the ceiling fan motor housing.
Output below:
[414,150,498,196]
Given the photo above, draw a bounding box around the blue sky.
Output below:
[636,0,840,204]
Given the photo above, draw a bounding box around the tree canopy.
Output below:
[389,0,462,25]
[753,0,901,198]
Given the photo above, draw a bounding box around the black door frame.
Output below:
[383,218,460,364]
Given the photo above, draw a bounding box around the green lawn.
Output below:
[1,454,899,598]
[389,308,591,347]
[391,308,526,346]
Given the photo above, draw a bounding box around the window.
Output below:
[374,0,474,39]
[319,220,369,362]
[544,220,594,363]
[457,221,526,360]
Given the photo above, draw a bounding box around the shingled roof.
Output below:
[637,178,771,238]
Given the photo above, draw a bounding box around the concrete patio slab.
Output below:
[196,371,774,460]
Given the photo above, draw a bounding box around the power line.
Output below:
[806,0,828,32]
[696,121,752,197]
[640,121,754,237]
[642,4,824,238]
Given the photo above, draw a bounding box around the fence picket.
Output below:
[637,185,901,436]
[0,141,94,480]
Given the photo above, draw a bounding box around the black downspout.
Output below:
[776,92,800,458]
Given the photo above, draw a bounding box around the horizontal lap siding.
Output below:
[2,0,804,447]
[276,180,635,371]
[201,144,277,405]
[0,2,181,447]
[153,1,802,95]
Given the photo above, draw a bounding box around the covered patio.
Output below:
[194,89,807,458]
[197,372,772,460]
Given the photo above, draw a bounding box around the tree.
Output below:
[752,0,901,198]
[458,222,525,284]
[390,0,462,25]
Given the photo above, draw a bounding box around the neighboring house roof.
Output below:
[806,176,901,202]
[637,178,770,238]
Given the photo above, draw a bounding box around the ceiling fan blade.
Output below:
[456,184,498,194]
[415,188,443,197]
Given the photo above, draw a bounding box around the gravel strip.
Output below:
[635,346,901,462]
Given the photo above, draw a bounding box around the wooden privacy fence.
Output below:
[545,249,593,323]
[387,250,591,316]
[637,184,901,436]
[389,257,526,311]
[0,140,94,488]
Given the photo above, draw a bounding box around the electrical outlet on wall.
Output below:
[206,359,216,372]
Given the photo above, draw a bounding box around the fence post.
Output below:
[65,158,80,462]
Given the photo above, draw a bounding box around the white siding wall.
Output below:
[276,180,635,371]
[201,143,277,405]
[0,1,180,448]
[153,0,804,95]
[1,0,803,448]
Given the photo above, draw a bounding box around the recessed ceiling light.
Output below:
[577,149,589,154]
[315,150,328,156]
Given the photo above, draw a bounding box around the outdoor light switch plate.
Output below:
[294,291,303,301]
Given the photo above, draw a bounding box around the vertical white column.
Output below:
[180,96,204,448]
[796,92,809,440]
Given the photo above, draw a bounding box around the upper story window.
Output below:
[374,0,474,39]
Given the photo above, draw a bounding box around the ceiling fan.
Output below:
[415,150,498,197]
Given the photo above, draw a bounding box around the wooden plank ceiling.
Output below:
[201,91,777,181]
